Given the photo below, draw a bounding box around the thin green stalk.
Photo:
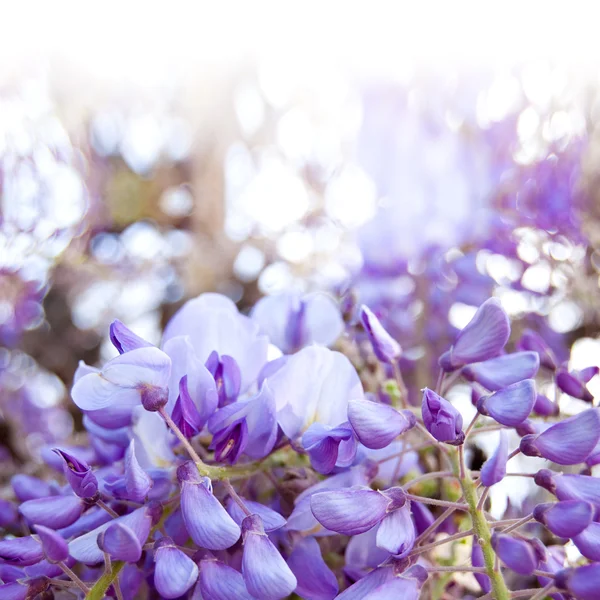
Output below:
[85,561,125,600]
[451,448,510,600]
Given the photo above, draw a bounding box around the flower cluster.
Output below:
[0,291,599,599]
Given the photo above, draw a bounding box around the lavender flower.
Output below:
[480,430,508,487]
[153,537,199,599]
[555,564,600,600]
[556,365,598,402]
[476,379,536,426]
[533,501,593,538]
[52,449,98,500]
[463,351,540,391]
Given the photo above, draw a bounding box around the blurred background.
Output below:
[2,0,600,482]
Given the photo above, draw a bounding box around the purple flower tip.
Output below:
[421,388,464,445]
[34,525,69,563]
[52,448,98,499]
[360,305,402,363]
[109,319,152,354]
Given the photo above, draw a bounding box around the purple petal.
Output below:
[34,525,69,563]
[348,399,415,450]
[266,345,364,439]
[162,293,269,393]
[162,335,219,417]
[227,498,286,532]
[556,368,594,402]
[535,469,600,505]
[154,538,199,599]
[172,375,205,438]
[287,537,338,600]
[180,478,241,550]
[241,515,297,599]
[109,319,152,354]
[491,533,539,575]
[69,506,153,564]
[533,393,559,417]
[302,422,355,474]
[516,329,557,371]
[336,566,395,600]
[363,576,422,600]
[72,347,171,411]
[375,503,415,556]
[443,298,510,370]
[52,448,98,499]
[197,559,254,600]
[464,351,539,391]
[556,564,600,600]
[345,527,391,572]
[100,523,142,562]
[360,305,401,363]
[573,522,600,561]
[478,379,536,427]
[311,488,389,535]
[480,430,509,487]
[19,495,84,529]
[0,537,44,566]
[252,292,343,353]
[521,409,600,464]
[533,501,593,538]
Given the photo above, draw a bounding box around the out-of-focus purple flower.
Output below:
[71,347,171,415]
[556,365,598,402]
[573,522,600,561]
[172,375,205,438]
[421,388,464,445]
[153,537,199,599]
[266,346,364,439]
[472,538,491,593]
[162,293,269,393]
[555,564,600,600]
[162,335,219,417]
[360,305,402,363]
[0,500,18,529]
[533,393,559,417]
[439,298,510,371]
[252,292,344,354]
[19,494,84,529]
[348,398,415,450]
[52,449,98,499]
[533,501,593,538]
[476,379,536,426]
[491,532,542,575]
[287,537,338,600]
[196,558,254,600]
[535,469,600,505]
[177,463,240,550]
[0,536,44,566]
[208,382,278,463]
[241,514,297,600]
[34,525,68,563]
[520,409,600,464]
[205,351,242,407]
[109,320,152,354]
[516,329,557,371]
[480,430,508,487]
[344,527,390,576]
[463,352,540,391]
[98,522,142,563]
[11,475,54,502]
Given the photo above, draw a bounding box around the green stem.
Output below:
[451,448,511,600]
[85,561,124,600]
